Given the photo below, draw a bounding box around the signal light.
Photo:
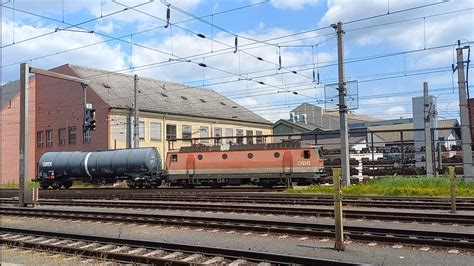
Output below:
[84,107,97,131]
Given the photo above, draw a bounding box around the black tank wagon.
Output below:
[36,148,161,189]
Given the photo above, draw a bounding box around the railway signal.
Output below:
[84,106,96,131]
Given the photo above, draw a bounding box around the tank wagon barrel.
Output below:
[36,148,161,189]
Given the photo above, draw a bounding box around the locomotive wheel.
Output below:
[143,180,151,188]
[127,180,136,188]
[40,183,50,190]
[136,180,143,188]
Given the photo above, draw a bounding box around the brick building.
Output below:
[1,78,36,184]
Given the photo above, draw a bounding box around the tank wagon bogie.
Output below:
[165,144,324,188]
[36,148,161,189]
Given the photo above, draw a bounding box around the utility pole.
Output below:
[126,110,132,149]
[19,63,29,207]
[423,82,433,176]
[455,45,473,182]
[333,21,350,186]
[133,74,139,148]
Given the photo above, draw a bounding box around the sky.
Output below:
[1,0,473,122]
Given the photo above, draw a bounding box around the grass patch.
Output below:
[287,176,474,197]
[0,182,39,189]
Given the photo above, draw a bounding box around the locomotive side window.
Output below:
[171,154,178,162]
[198,154,203,160]
[222,154,228,160]
[303,150,311,159]
[247,153,254,159]
[274,152,280,158]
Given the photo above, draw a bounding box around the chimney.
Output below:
[302,114,308,124]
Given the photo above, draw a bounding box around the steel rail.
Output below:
[2,207,473,250]
[34,195,474,210]
[1,199,474,224]
[0,227,354,265]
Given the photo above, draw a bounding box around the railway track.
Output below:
[1,199,474,226]
[3,189,474,210]
[0,227,349,265]
[2,207,473,250]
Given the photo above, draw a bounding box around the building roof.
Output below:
[68,64,272,125]
[273,119,318,131]
[1,80,20,110]
[324,110,382,122]
[368,119,459,142]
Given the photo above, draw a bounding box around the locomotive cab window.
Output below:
[303,150,311,159]
[171,154,178,162]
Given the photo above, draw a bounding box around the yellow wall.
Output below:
[108,111,273,164]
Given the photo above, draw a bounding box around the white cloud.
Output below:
[320,0,473,50]
[253,0,320,10]
[1,19,127,81]
[95,21,116,34]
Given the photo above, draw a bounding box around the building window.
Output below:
[214,127,222,144]
[256,131,263,144]
[236,129,244,145]
[225,128,233,144]
[84,129,92,143]
[200,126,209,143]
[182,125,192,139]
[139,121,145,139]
[68,126,77,145]
[246,130,254,145]
[150,122,161,141]
[58,128,66,146]
[46,130,53,147]
[37,131,44,148]
[166,124,177,140]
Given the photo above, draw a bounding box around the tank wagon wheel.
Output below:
[51,182,61,190]
[63,181,73,189]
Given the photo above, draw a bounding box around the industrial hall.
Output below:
[1,64,273,184]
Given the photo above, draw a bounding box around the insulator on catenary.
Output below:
[234,36,238,53]
[278,46,282,70]
[197,33,206,38]
[165,5,170,28]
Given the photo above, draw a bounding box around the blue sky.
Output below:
[1,0,473,122]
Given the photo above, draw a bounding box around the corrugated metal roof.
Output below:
[1,80,20,110]
[69,64,272,125]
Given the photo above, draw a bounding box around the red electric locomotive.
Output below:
[164,142,324,188]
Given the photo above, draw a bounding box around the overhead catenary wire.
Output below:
[0,0,470,121]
